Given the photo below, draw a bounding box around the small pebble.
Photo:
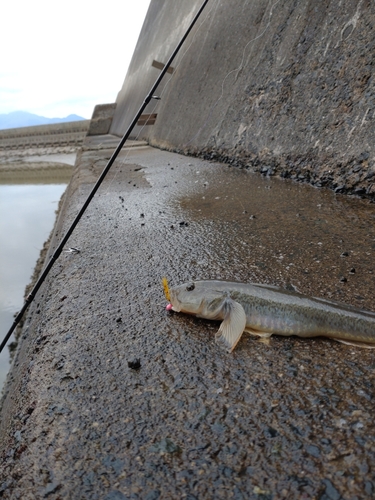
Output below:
[128,359,141,370]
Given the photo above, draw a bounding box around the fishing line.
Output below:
[30,3,219,347]
[77,0,220,269]
[2,0,280,354]
[75,0,281,303]
[28,0,221,354]
[95,0,220,201]
[66,0,219,289]
[0,0,211,354]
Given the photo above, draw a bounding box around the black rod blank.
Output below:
[0,0,210,354]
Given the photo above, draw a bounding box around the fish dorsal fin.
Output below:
[215,299,247,352]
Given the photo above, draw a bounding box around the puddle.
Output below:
[178,167,375,311]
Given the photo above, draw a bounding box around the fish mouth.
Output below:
[170,297,197,315]
[172,302,204,316]
[170,301,196,314]
[168,294,182,313]
[169,287,204,315]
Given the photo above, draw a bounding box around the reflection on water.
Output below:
[0,159,73,393]
[178,168,375,312]
[0,163,72,185]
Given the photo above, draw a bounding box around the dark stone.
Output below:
[44,483,61,497]
[128,359,141,370]
[149,438,181,454]
[321,479,341,500]
[104,491,128,500]
[264,426,278,438]
[145,490,161,500]
[305,445,321,457]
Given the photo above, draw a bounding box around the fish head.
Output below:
[169,281,226,319]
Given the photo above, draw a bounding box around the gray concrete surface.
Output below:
[1,135,374,498]
[111,0,375,197]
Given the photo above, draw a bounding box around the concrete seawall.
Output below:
[0,121,90,151]
[111,0,375,198]
[1,1,375,497]
[1,134,375,498]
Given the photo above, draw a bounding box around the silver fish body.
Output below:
[169,280,375,352]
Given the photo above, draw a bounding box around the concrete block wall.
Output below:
[87,103,116,136]
[0,121,90,151]
[111,0,375,197]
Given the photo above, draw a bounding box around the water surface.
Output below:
[0,156,73,393]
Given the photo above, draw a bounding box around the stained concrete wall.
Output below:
[111,0,202,139]
[111,0,375,197]
[87,103,116,136]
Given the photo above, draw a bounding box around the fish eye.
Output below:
[186,283,195,291]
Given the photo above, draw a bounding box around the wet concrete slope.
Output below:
[1,137,375,499]
[112,0,375,197]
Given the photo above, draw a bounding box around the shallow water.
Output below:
[0,155,74,393]
[177,167,375,312]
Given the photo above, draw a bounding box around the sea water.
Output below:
[0,157,74,394]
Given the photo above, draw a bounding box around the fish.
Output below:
[166,280,375,352]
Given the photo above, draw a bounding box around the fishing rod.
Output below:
[0,0,211,354]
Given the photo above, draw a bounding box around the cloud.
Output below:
[1,0,151,118]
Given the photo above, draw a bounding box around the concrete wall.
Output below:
[0,120,90,151]
[87,103,116,136]
[111,0,201,139]
[111,0,375,197]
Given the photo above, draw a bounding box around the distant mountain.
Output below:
[0,111,87,130]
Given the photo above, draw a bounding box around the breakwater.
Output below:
[0,121,90,152]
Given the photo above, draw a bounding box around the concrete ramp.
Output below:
[1,135,375,498]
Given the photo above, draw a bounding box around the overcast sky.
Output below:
[1,0,151,119]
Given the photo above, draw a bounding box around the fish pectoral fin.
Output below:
[215,299,247,353]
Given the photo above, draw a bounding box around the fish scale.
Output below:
[168,280,375,352]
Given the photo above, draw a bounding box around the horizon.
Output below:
[0,110,88,131]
